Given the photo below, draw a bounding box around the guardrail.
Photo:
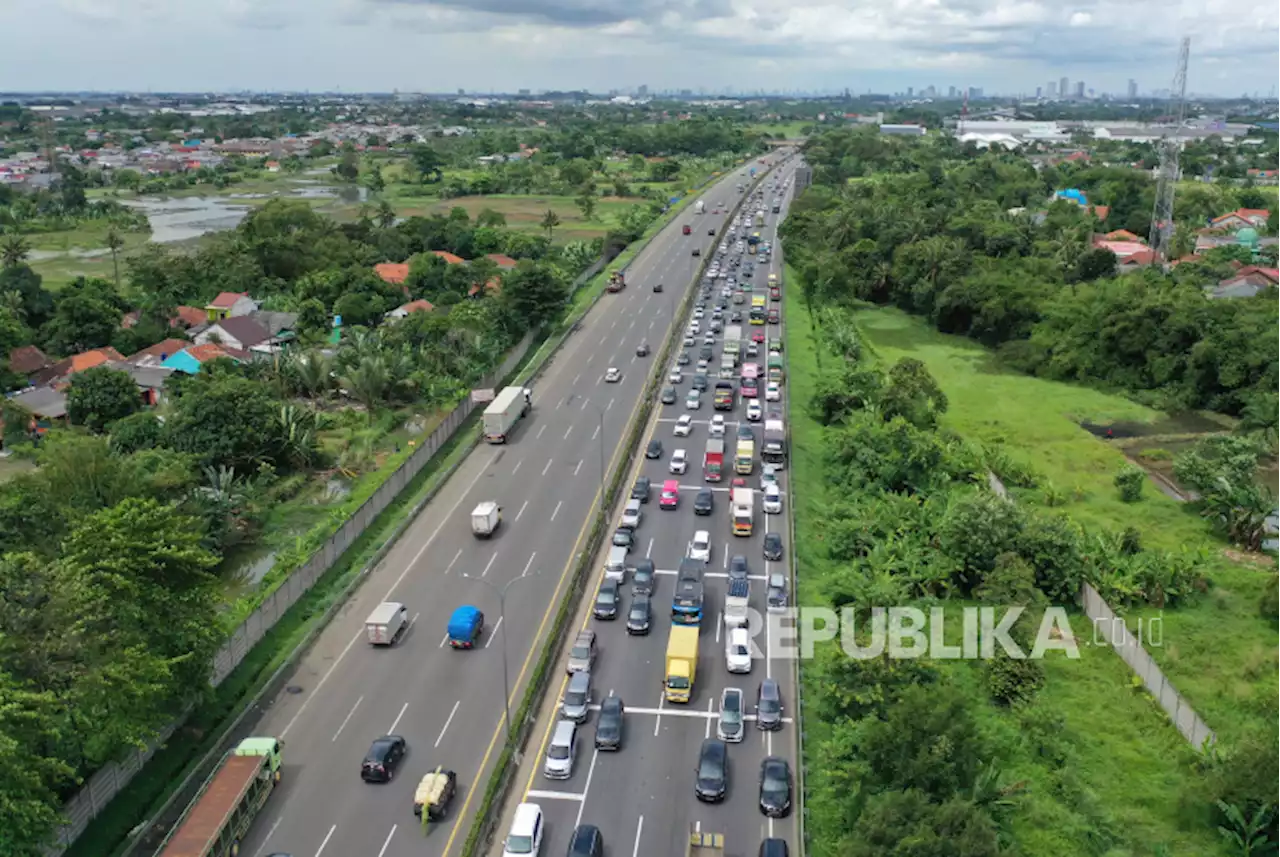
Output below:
[459,161,786,857]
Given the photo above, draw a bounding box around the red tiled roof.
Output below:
[1090,205,1110,220]
[208,291,249,309]
[184,343,239,363]
[432,250,466,265]
[375,262,411,285]
[8,345,50,375]
[398,299,434,314]
[1116,249,1156,266]
[128,338,191,365]
[486,253,518,269]
[1233,265,1280,284]
[1104,229,1143,243]
[468,277,502,298]
[173,305,208,327]
[1211,208,1271,226]
[69,348,126,373]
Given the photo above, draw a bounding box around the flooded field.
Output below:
[120,183,369,243]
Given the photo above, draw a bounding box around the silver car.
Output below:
[561,670,592,722]
[566,629,597,674]
[717,687,745,743]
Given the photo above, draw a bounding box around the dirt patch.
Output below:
[1079,412,1228,439]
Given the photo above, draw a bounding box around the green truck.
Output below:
[157,737,283,857]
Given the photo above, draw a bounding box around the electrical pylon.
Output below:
[1148,37,1191,266]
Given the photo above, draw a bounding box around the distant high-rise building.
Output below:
[457,88,466,96]
[1047,81,1057,97]
[1075,81,1085,98]
[924,85,936,97]
[967,86,982,98]
[906,86,914,97]
[637,84,648,96]
[1059,77,1069,98]
[518,88,531,96]
[1127,79,1138,99]
[1035,86,1043,98]
[948,85,957,98]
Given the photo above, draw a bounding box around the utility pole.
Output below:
[1148,37,1191,268]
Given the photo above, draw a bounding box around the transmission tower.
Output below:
[1148,36,1191,266]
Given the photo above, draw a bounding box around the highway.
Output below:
[238,156,791,857]
[488,163,801,857]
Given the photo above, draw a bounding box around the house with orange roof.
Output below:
[161,342,241,375]
[7,345,51,379]
[374,262,411,285]
[385,299,435,320]
[1210,209,1271,230]
[432,250,466,265]
[172,305,211,331]
[1103,229,1144,243]
[1209,265,1280,299]
[205,291,257,322]
[127,338,193,368]
[1115,249,1157,269]
[486,253,519,270]
[31,347,127,387]
[468,277,502,298]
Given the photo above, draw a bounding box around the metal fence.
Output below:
[1078,582,1216,749]
[50,332,536,852]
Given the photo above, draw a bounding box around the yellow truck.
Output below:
[665,625,699,703]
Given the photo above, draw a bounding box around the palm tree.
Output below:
[540,209,561,241]
[1,234,32,268]
[291,350,334,400]
[376,200,397,229]
[104,226,125,290]
[0,290,25,321]
[339,355,392,415]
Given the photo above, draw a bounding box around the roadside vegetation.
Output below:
[782,129,1277,856]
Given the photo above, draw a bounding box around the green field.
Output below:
[784,273,1234,856]
[404,193,644,241]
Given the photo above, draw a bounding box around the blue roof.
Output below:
[1054,188,1088,204]
[447,605,482,637]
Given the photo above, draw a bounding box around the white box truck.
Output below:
[695,200,706,214]
[724,578,749,628]
[365,601,408,646]
[482,386,530,443]
[471,501,501,537]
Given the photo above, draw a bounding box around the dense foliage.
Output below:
[783,130,1278,429]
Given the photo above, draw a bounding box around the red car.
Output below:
[660,479,681,509]
[767,309,780,324]
[731,478,747,489]
[751,330,766,344]
[682,225,692,235]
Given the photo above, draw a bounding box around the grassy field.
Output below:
[406,193,643,241]
[783,272,1231,856]
[848,304,1277,746]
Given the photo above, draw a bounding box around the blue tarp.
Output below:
[448,605,482,641]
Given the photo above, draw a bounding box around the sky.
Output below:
[1,0,1277,98]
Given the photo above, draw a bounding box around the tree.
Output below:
[576,189,597,222]
[164,375,286,471]
[104,226,125,291]
[364,164,386,194]
[375,200,396,229]
[500,261,569,326]
[540,209,561,241]
[879,357,948,430]
[0,671,78,856]
[0,264,53,329]
[476,208,507,228]
[1,234,32,268]
[409,144,445,182]
[847,790,1000,857]
[39,277,122,355]
[66,366,140,432]
[857,683,985,800]
[107,410,164,454]
[295,297,330,342]
[333,149,360,182]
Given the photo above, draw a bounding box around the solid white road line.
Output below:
[376,825,397,857]
[331,695,364,743]
[646,538,654,558]
[705,698,714,739]
[435,700,461,748]
[653,691,664,737]
[486,616,503,648]
[313,824,337,857]
[575,749,600,827]
[526,789,586,802]
[631,816,645,857]
[387,702,408,734]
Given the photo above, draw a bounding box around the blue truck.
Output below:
[447,605,484,649]
[672,558,706,625]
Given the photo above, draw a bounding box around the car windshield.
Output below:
[760,695,779,714]
[630,605,646,618]
[669,676,690,689]
[570,644,590,659]
[730,643,748,656]
[598,590,615,605]
[506,835,534,853]
[565,689,587,706]
[549,744,570,760]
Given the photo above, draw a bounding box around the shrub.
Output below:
[1114,464,1146,503]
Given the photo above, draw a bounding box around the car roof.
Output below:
[662,479,679,490]
[694,529,709,540]
[600,696,623,713]
[513,802,543,831]
[575,629,595,643]
[568,671,591,689]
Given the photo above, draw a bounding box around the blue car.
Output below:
[447,605,484,649]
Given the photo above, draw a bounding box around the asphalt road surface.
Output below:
[238,155,793,857]
[489,164,802,857]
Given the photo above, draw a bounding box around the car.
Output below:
[502,803,544,857]
[688,320,700,334]
[674,415,693,437]
[746,401,762,421]
[594,697,625,750]
[668,369,684,385]
[626,594,652,635]
[677,351,691,366]
[717,687,745,743]
[631,475,651,502]
[703,334,716,347]
[708,227,716,235]
[683,335,694,347]
[659,479,680,509]
[728,555,749,581]
[760,464,779,491]
[692,248,701,257]
[605,367,622,383]
[768,309,780,324]
[756,678,783,730]
[669,449,688,474]
[763,531,783,561]
[694,738,728,803]
[361,735,407,782]
[697,358,711,373]
[660,386,677,405]
[631,559,655,595]
[688,530,712,562]
[751,330,765,344]
[653,282,663,293]
[685,390,702,410]
[730,310,743,323]
[709,415,726,437]
[621,498,643,530]
[567,629,597,674]
[693,308,704,320]
[699,345,714,361]
[725,626,752,673]
[758,840,789,857]
[737,424,756,442]
[741,379,758,399]
[763,484,782,514]
[636,342,649,357]
[538,723,576,783]
[593,580,619,621]
[746,342,759,358]
[759,757,793,817]
[693,488,714,516]
[645,439,664,459]
[765,382,781,401]
[692,374,710,392]
[567,824,604,857]
[611,528,633,550]
[767,572,788,612]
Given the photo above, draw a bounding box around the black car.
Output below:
[756,679,783,730]
[692,374,709,392]
[594,579,620,620]
[694,738,728,802]
[636,342,649,357]
[693,488,714,516]
[763,532,783,561]
[632,475,651,503]
[692,248,701,257]
[759,840,789,857]
[360,735,407,783]
[708,227,716,235]
[567,824,605,857]
[699,345,714,361]
[737,424,755,442]
[592,697,627,753]
[759,757,792,817]
[626,594,652,635]
[646,439,664,459]
[730,311,743,323]
[612,528,633,550]
[631,559,655,595]
[653,282,663,293]
[661,387,677,404]
[728,555,749,581]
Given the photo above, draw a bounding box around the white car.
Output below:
[746,401,762,422]
[687,322,700,335]
[693,308,704,320]
[685,390,702,410]
[765,382,781,402]
[763,484,782,515]
[746,343,759,358]
[674,415,693,437]
[760,464,778,490]
[621,498,643,529]
[668,369,683,385]
[709,415,726,437]
[697,359,710,372]
[669,449,688,475]
[503,803,544,857]
[688,530,712,563]
[725,627,752,674]
[604,367,622,383]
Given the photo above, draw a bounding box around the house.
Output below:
[106,362,173,406]
[205,291,258,321]
[127,338,192,368]
[431,250,466,265]
[5,386,69,431]
[1209,266,1280,299]
[161,343,240,375]
[374,262,411,285]
[31,347,127,387]
[1093,238,1151,263]
[7,345,51,378]
[486,254,519,270]
[1115,249,1157,269]
[1103,229,1144,243]
[468,277,502,298]
[194,316,272,353]
[385,299,435,320]
[1209,209,1271,231]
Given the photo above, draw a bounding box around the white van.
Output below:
[604,545,629,583]
[503,803,544,856]
[542,720,578,780]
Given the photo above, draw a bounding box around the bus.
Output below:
[749,295,767,325]
[767,352,783,383]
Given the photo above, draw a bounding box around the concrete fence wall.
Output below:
[50,332,536,852]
